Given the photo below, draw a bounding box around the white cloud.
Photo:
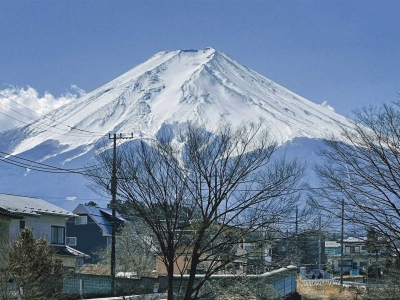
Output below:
[0,85,85,132]
[320,101,335,112]
[65,196,77,201]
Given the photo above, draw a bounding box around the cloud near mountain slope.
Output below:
[0,48,353,209]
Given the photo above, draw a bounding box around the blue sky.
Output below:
[0,0,399,127]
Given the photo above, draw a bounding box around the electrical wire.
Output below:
[0,149,333,191]
[0,150,103,174]
[0,92,105,137]
[0,106,105,138]
[0,102,96,137]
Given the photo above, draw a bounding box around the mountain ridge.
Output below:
[0,48,353,210]
[6,47,351,158]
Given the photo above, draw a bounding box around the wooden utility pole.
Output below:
[109,133,133,296]
[295,206,299,265]
[340,199,344,289]
[318,215,322,272]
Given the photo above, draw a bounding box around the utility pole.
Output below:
[318,215,322,272]
[295,206,298,266]
[340,199,344,289]
[109,133,133,296]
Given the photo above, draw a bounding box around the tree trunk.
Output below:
[184,242,201,300]
[167,260,175,300]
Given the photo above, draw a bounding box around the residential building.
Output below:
[0,193,89,268]
[242,231,273,274]
[325,237,388,275]
[272,230,326,270]
[155,225,273,276]
[66,203,126,263]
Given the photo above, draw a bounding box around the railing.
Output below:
[299,276,395,289]
[299,278,336,286]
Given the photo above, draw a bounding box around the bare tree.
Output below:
[199,276,280,300]
[86,121,304,300]
[96,222,156,278]
[312,103,400,276]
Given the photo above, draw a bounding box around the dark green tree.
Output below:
[9,228,62,300]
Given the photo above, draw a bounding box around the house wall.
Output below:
[156,255,190,276]
[9,214,67,243]
[66,215,109,263]
[58,256,77,268]
[5,214,81,269]
[0,215,11,241]
[325,247,341,256]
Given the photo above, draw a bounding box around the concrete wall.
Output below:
[63,267,297,298]
[63,273,169,297]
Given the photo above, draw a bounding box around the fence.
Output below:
[298,277,398,289]
[63,266,298,298]
[63,274,169,298]
[273,275,297,296]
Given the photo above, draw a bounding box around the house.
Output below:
[241,231,273,274]
[0,193,89,268]
[325,236,388,275]
[272,230,326,270]
[66,203,126,263]
[155,224,273,276]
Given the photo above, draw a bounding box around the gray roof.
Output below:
[0,193,73,217]
[325,241,340,248]
[344,236,366,243]
[52,245,90,258]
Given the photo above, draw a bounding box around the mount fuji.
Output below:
[0,48,353,211]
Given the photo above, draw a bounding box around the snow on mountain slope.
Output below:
[0,48,355,210]
[6,47,352,159]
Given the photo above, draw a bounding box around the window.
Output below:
[245,246,254,253]
[51,226,65,244]
[76,258,84,268]
[75,216,87,225]
[66,237,77,246]
[349,246,360,253]
[339,260,352,267]
[360,261,367,268]
[19,220,25,230]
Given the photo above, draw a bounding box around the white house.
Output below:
[325,237,388,275]
[0,193,89,268]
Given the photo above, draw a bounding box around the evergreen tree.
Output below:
[9,228,62,300]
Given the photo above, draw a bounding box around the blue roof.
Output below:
[73,204,125,235]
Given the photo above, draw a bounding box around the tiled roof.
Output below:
[0,193,73,217]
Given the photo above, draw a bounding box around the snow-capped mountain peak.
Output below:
[6,48,351,159]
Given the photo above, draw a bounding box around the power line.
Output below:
[0,150,340,191]
[0,93,104,137]
[0,150,102,174]
[0,106,104,138]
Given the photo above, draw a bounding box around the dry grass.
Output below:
[75,263,109,275]
[297,280,365,300]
